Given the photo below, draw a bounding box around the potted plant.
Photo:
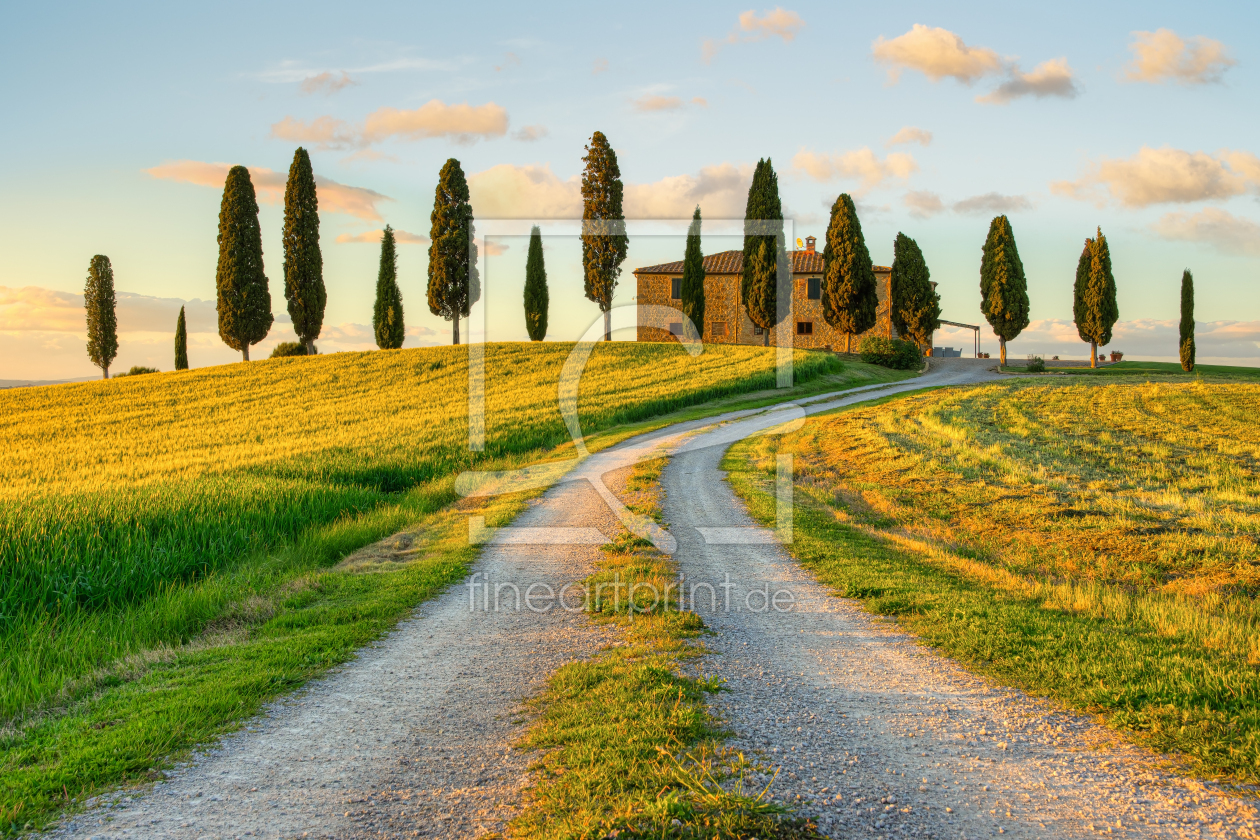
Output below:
[1110,351,1124,362]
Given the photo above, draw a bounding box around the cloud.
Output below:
[953,192,1033,214]
[871,24,1002,84]
[903,191,945,219]
[258,57,452,84]
[634,95,683,112]
[1124,29,1236,85]
[466,162,756,219]
[1152,207,1260,256]
[977,58,1079,104]
[703,7,805,62]
[145,160,391,220]
[1051,146,1260,207]
[886,126,933,148]
[334,228,428,244]
[300,71,356,96]
[494,52,521,72]
[482,240,509,257]
[692,97,709,107]
[792,148,918,192]
[270,100,509,150]
[513,125,549,142]
[592,58,609,75]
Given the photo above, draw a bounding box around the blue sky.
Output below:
[2,1,1258,378]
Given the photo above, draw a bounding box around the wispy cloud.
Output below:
[270,100,509,150]
[1123,29,1235,85]
[300,71,356,96]
[901,190,1031,218]
[334,228,428,244]
[977,58,1079,104]
[886,126,933,148]
[592,58,609,75]
[633,95,683,112]
[1153,207,1260,256]
[1051,146,1260,207]
[494,52,521,72]
[792,147,918,193]
[258,56,452,84]
[145,160,391,220]
[703,8,805,63]
[271,115,356,149]
[903,190,945,219]
[513,125,549,142]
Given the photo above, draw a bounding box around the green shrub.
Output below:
[1027,355,1046,373]
[270,341,316,358]
[858,336,921,370]
[112,366,159,378]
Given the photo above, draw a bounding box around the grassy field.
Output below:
[0,341,905,834]
[1003,359,1260,380]
[728,379,1260,782]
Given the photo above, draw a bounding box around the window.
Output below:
[797,321,814,335]
[710,321,728,337]
[753,325,764,335]
[668,322,683,336]
[670,278,682,299]
[807,277,821,300]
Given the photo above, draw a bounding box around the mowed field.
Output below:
[730,378,1260,780]
[0,341,857,832]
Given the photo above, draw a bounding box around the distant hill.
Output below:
[0,376,97,389]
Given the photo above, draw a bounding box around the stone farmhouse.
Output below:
[634,236,926,350]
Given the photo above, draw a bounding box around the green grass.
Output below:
[726,379,1260,784]
[511,457,819,839]
[1003,359,1260,379]
[1,344,903,836]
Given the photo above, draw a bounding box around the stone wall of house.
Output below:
[636,269,905,350]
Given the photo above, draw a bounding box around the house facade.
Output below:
[634,236,916,350]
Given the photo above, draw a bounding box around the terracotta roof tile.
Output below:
[634,249,890,275]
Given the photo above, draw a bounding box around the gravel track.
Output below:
[43,359,1259,839]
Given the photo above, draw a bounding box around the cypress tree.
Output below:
[1073,226,1119,369]
[581,131,628,341]
[216,165,273,361]
[821,194,878,353]
[890,233,941,350]
[523,225,548,341]
[374,226,405,350]
[84,254,118,379]
[1179,269,1195,372]
[680,206,706,340]
[174,305,189,370]
[282,147,325,355]
[741,158,786,346]
[979,215,1030,366]
[427,158,479,345]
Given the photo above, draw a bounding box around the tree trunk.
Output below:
[242,344,250,362]
[453,316,460,346]
[763,328,769,348]
[306,339,315,356]
[999,337,1006,366]
[845,332,851,354]
[102,365,109,380]
[604,309,611,342]
[1091,340,1097,369]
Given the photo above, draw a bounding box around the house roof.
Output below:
[633,249,890,275]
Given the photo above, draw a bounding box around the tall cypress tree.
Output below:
[680,206,706,340]
[523,225,548,341]
[1073,226,1119,369]
[581,131,628,341]
[283,147,325,355]
[821,194,878,353]
[374,226,405,350]
[84,254,118,379]
[979,215,1030,366]
[216,165,273,361]
[1179,269,1195,372]
[174,305,189,370]
[890,232,941,350]
[741,159,786,346]
[427,158,479,345]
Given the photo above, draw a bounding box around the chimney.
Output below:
[805,235,816,254]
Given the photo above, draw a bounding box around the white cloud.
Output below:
[300,71,356,96]
[871,24,1002,84]
[634,95,683,112]
[270,100,509,150]
[903,191,945,219]
[467,164,583,219]
[953,192,1033,215]
[1123,29,1235,85]
[703,7,805,62]
[1051,146,1260,207]
[513,125,549,142]
[886,126,933,148]
[792,148,918,192]
[977,58,1079,104]
[623,162,756,218]
[334,228,429,245]
[145,160,391,221]
[1152,207,1260,256]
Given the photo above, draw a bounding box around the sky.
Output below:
[2,0,1258,379]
